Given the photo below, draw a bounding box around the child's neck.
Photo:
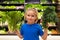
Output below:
[27,22,35,24]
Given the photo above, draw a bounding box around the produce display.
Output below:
[41,0,56,4]
[42,6,58,28]
[0,0,24,4]
[0,11,24,34]
[0,0,59,34]
[0,6,16,9]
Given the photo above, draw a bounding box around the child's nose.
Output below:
[29,16,32,18]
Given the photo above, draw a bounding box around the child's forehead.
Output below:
[26,10,36,14]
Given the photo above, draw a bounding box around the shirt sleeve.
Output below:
[38,25,44,36]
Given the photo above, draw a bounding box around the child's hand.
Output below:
[14,30,23,39]
[14,30,18,34]
[46,22,49,28]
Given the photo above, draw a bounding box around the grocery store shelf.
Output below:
[48,26,57,30]
[0,34,16,35]
[25,3,60,6]
[48,34,60,36]
[0,9,24,11]
[0,33,60,35]
[0,3,24,6]
[41,4,60,6]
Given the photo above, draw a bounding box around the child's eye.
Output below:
[32,15,34,17]
[27,15,30,16]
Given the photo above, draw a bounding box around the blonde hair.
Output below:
[24,8,38,23]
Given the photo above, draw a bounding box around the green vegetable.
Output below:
[42,7,58,28]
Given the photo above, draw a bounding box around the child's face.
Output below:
[25,10,37,24]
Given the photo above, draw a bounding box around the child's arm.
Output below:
[15,30,23,39]
[42,28,48,40]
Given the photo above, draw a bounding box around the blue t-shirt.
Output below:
[20,23,44,40]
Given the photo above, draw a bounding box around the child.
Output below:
[15,8,48,40]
